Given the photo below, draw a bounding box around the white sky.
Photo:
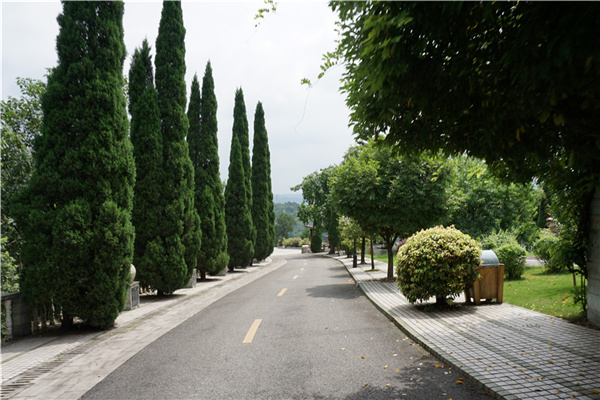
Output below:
[1,0,356,197]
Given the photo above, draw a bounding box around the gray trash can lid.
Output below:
[480,250,499,266]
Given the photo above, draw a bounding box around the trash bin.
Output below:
[465,250,504,305]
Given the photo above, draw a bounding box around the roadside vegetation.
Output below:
[369,253,581,321]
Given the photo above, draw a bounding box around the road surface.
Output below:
[84,253,488,399]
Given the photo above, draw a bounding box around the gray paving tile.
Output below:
[335,255,600,400]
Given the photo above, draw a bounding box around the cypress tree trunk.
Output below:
[16,1,135,329]
[231,88,255,263]
[251,102,274,262]
[154,0,200,293]
[188,62,229,279]
[225,135,254,270]
[129,40,166,292]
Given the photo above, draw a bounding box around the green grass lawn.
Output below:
[503,266,583,321]
[365,253,584,321]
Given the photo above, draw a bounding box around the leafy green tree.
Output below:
[14,1,135,329]
[1,236,19,295]
[251,102,275,261]
[1,77,46,213]
[330,141,447,279]
[231,88,255,260]
[445,156,541,245]
[225,135,254,269]
[188,62,229,279]
[273,202,304,240]
[275,212,295,241]
[1,77,46,279]
[310,226,322,254]
[129,39,166,291]
[293,166,340,254]
[328,2,600,320]
[153,0,201,293]
[338,216,363,258]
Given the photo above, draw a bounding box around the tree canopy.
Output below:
[225,135,254,269]
[188,62,229,279]
[293,166,340,254]
[275,212,296,241]
[231,88,255,257]
[329,1,600,319]
[1,77,45,213]
[15,1,135,329]
[251,102,275,261]
[129,39,166,292]
[331,2,599,183]
[330,141,447,278]
[153,0,200,294]
[444,156,541,244]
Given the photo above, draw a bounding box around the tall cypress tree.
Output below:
[154,0,200,294]
[225,92,254,270]
[129,40,166,290]
[15,1,135,329]
[251,102,275,261]
[232,88,255,261]
[188,62,229,280]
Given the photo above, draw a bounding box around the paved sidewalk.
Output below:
[331,254,600,400]
[0,250,295,399]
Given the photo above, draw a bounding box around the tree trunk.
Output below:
[361,237,366,264]
[587,186,600,326]
[370,237,375,270]
[386,239,394,279]
[435,297,447,307]
[200,270,207,281]
[61,312,73,331]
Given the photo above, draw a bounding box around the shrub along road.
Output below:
[83,253,488,399]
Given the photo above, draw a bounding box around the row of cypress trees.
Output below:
[14,0,274,330]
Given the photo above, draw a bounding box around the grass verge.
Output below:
[503,266,583,322]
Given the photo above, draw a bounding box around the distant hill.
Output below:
[273,192,303,204]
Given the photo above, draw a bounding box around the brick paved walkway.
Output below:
[332,254,600,400]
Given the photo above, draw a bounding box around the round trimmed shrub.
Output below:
[480,230,527,279]
[396,226,481,305]
[495,243,527,280]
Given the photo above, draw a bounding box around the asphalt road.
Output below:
[83,253,489,399]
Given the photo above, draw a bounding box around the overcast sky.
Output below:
[2,1,356,200]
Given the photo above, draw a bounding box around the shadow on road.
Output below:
[296,368,487,400]
[305,284,362,300]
